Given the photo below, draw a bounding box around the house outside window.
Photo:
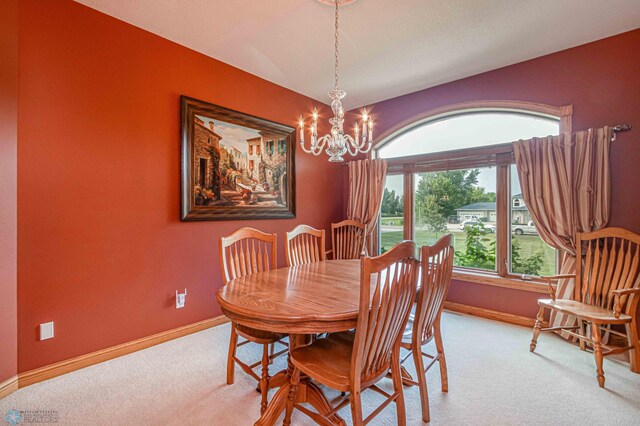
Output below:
[376,102,570,280]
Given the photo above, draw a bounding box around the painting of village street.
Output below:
[193,114,290,208]
[181,96,295,221]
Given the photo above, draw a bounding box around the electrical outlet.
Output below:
[176,289,187,309]
[40,322,54,340]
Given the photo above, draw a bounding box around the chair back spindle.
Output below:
[220,227,277,283]
[331,220,367,260]
[286,225,326,267]
[577,228,640,314]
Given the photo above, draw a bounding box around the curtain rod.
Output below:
[353,124,632,164]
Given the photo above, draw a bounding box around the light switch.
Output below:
[40,322,54,340]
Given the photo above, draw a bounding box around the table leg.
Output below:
[268,370,289,389]
[254,334,346,426]
[254,382,291,426]
[305,381,347,426]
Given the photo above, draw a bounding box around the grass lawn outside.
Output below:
[380,216,404,226]
[381,229,556,276]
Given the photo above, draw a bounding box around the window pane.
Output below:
[509,164,556,276]
[378,112,559,159]
[380,175,404,253]
[414,167,497,271]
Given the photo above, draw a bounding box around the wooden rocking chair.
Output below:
[530,227,640,387]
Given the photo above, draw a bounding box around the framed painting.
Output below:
[180,96,296,221]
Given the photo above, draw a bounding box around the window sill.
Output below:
[451,269,549,294]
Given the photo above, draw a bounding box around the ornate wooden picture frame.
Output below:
[181,96,296,221]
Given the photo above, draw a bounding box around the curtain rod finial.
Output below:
[611,124,631,141]
[612,124,632,132]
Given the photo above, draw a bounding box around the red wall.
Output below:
[17,0,343,373]
[364,30,640,319]
[13,2,640,375]
[0,0,19,383]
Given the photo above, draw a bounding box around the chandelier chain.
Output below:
[298,0,373,162]
[334,0,339,90]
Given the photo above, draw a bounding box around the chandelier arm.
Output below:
[343,134,360,156]
[302,143,324,156]
[314,135,330,154]
[316,134,329,147]
[300,131,326,156]
[350,136,372,155]
[352,134,367,151]
[359,141,373,154]
[350,132,370,151]
[299,140,317,155]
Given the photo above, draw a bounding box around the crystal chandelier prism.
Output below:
[298,0,373,162]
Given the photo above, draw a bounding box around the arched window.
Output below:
[377,102,569,281]
[377,112,559,159]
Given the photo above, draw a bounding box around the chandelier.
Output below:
[298,0,374,162]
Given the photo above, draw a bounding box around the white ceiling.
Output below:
[74,0,640,110]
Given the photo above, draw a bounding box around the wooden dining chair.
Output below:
[530,227,640,387]
[329,219,367,260]
[283,240,419,425]
[400,234,454,422]
[285,224,326,267]
[219,227,288,413]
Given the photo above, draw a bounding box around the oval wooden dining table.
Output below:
[216,259,364,425]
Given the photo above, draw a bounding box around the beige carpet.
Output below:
[2,312,640,425]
